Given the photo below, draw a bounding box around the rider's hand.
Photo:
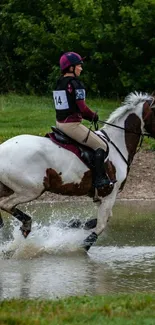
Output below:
[93,113,99,122]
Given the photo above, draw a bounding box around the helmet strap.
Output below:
[73,66,76,77]
[68,65,77,77]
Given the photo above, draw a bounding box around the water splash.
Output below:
[0,219,89,260]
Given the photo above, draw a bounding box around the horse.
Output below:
[0,91,155,251]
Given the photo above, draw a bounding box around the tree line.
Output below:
[1,0,155,97]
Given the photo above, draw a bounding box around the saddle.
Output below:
[45,127,95,168]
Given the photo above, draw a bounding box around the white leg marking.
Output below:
[95,189,117,236]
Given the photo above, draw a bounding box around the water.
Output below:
[0,199,155,300]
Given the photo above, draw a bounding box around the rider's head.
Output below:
[59,52,84,76]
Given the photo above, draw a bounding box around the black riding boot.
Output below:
[93,148,112,188]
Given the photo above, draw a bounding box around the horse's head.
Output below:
[103,92,155,163]
[143,98,155,138]
[122,92,155,138]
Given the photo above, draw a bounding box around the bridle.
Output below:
[98,119,150,137]
[97,99,155,167]
[100,128,131,166]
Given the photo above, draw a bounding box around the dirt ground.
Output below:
[39,150,155,202]
[118,150,155,200]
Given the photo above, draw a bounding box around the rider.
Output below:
[53,51,113,188]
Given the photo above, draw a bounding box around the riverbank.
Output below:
[1,294,155,325]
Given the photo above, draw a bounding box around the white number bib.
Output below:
[53,90,69,110]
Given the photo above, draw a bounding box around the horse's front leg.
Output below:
[83,191,117,251]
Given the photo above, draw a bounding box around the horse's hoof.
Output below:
[20,227,31,238]
[20,220,32,238]
[68,219,82,228]
[84,218,97,230]
[83,232,98,251]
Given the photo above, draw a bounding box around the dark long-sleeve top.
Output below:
[56,82,96,123]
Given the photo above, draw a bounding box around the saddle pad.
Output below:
[45,132,90,167]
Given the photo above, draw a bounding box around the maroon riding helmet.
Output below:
[59,52,85,71]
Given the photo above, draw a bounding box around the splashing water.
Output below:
[0,219,89,260]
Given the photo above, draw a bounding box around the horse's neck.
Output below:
[102,113,142,162]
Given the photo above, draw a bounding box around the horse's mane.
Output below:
[106,91,153,124]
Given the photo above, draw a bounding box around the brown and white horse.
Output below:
[0,92,155,251]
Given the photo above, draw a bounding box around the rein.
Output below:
[98,120,150,167]
[98,119,149,137]
[100,129,130,166]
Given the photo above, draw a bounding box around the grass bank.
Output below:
[0,94,154,149]
[0,94,117,143]
[1,294,155,324]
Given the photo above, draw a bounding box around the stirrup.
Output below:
[94,178,114,188]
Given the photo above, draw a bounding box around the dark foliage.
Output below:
[1,0,155,97]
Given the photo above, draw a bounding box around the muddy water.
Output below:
[0,200,155,300]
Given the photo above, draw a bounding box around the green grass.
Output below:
[0,93,155,150]
[0,94,119,143]
[0,94,53,142]
[1,294,155,324]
